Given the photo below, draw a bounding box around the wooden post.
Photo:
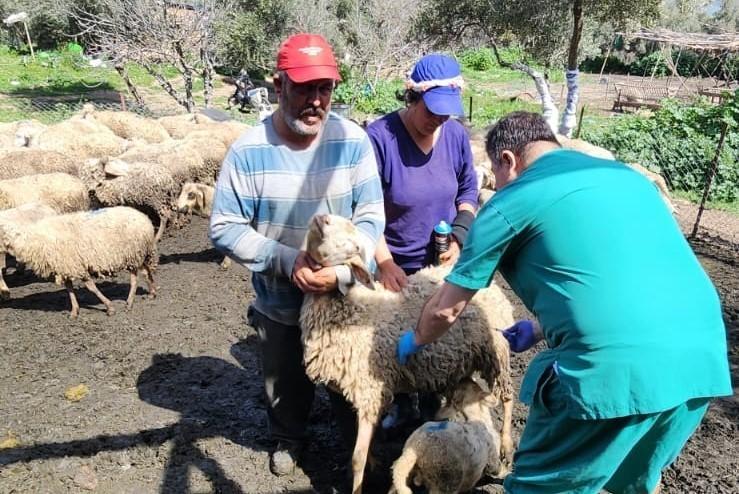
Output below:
[691,122,730,239]
[468,95,473,124]
[22,20,34,60]
[574,105,586,138]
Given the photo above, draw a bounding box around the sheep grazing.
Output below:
[390,377,504,494]
[0,173,90,213]
[0,203,57,300]
[0,149,79,179]
[299,213,514,494]
[0,206,157,318]
[176,182,231,269]
[21,115,129,159]
[86,158,179,242]
[81,106,171,144]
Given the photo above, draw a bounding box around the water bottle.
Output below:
[433,220,452,265]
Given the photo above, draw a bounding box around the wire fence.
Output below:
[0,84,736,245]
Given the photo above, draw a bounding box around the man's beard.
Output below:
[281,98,327,136]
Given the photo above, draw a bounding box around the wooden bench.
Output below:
[612,83,672,112]
[698,86,737,104]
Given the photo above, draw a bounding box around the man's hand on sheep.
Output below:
[376,258,408,292]
[397,329,427,365]
[501,320,543,352]
[292,251,338,294]
[438,238,461,266]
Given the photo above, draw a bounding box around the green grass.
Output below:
[672,190,739,215]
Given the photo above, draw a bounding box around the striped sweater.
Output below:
[209,113,385,325]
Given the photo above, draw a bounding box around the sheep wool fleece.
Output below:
[447,149,732,488]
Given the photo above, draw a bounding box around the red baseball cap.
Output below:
[276,33,341,83]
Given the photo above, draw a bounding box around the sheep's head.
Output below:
[304,214,373,288]
[177,183,210,215]
[435,376,495,422]
[14,120,44,147]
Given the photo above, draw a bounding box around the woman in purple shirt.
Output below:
[366,54,479,430]
[366,53,479,292]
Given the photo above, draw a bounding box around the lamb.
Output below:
[0,173,90,213]
[0,203,57,300]
[299,213,514,494]
[84,158,179,242]
[0,149,79,179]
[81,106,171,144]
[0,206,157,318]
[390,377,504,494]
[176,182,231,269]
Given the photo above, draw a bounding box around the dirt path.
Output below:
[0,212,737,493]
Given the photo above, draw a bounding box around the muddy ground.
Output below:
[0,200,737,494]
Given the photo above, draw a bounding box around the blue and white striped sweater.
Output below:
[209,113,385,325]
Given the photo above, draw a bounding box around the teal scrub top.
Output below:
[447,149,733,419]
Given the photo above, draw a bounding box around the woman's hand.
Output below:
[438,238,461,266]
[376,258,408,292]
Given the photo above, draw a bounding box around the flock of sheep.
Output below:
[0,107,677,493]
[0,105,248,317]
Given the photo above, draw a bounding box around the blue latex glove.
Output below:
[502,320,539,353]
[397,329,425,365]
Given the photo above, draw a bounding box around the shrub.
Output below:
[583,91,739,203]
[459,48,496,71]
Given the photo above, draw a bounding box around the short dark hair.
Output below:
[485,112,560,166]
[396,88,422,106]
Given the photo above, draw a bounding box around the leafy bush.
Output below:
[459,48,496,71]
[332,67,403,115]
[583,91,739,202]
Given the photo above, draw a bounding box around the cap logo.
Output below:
[298,46,323,56]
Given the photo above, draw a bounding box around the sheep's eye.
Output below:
[187,192,196,200]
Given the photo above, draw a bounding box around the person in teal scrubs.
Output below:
[395,111,733,493]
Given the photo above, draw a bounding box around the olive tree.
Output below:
[416,0,661,135]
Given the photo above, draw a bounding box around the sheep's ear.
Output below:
[347,255,374,290]
[194,189,205,211]
[470,373,491,394]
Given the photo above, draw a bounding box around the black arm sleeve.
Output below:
[451,210,475,246]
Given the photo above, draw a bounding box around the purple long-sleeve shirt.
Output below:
[367,112,478,270]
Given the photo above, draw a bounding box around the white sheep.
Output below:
[390,377,504,494]
[299,214,514,494]
[156,112,215,139]
[19,116,129,159]
[80,106,171,144]
[0,173,90,213]
[0,120,46,148]
[176,182,231,269]
[0,149,79,179]
[117,138,227,185]
[0,203,57,300]
[0,206,157,318]
[84,159,179,242]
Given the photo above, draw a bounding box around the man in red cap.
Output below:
[209,33,385,477]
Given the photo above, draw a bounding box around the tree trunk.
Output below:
[559,0,583,137]
[492,43,559,133]
[201,47,214,109]
[114,64,145,107]
[174,41,195,113]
